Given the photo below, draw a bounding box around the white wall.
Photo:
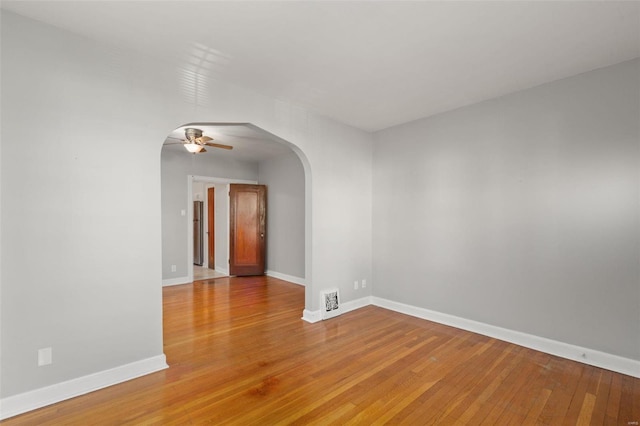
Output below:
[258,151,306,280]
[306,117,373,309]
[0,10,373,403]
[192,181,205,201]
[373,59,640,361]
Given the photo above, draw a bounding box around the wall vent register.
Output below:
[321,289,341,320]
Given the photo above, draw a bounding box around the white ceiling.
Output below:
[162,123,294,162]
[2,1,639,135]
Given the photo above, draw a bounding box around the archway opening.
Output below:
[160,122,312,313]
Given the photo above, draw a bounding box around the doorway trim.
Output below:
[187,175,257,284]
[206,186,215,270]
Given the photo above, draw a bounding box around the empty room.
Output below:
[1,1,638,424]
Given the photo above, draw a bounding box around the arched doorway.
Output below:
[160,122,312,313]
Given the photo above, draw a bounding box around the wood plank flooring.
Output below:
[4,276,639,425]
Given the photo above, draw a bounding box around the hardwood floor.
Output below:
[4,276,639,424]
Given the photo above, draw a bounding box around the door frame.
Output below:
[206,186,215,270]
[186,175,257,284]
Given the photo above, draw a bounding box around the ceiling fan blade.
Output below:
[203,142,233,150]
[198,147,207,153]
[197,136,213,143]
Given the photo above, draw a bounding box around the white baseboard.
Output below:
[162,276,190,287]
[371,297,640,379]
[0,354,168,420]
[302,309,322,323]
[301,296,372,324]
[341,296,372,315]
[216,267,229,276]
[266,270,306,286]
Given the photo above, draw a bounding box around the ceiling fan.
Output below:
[164,128,233,153]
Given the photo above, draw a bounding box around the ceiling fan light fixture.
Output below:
[184,143,203,153]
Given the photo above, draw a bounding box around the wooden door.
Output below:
[229,184,266,276]
[207,187,215,270]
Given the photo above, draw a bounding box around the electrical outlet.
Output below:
[171,265,176,272]
[354,280,359,290]
[362,279,367,288]
[38,347,52,366]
